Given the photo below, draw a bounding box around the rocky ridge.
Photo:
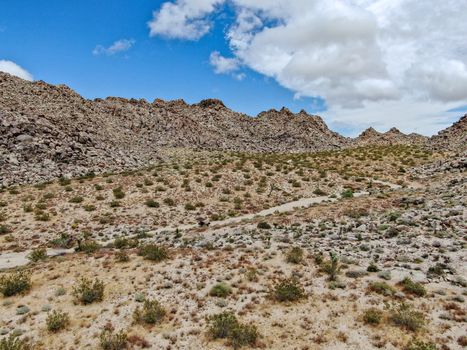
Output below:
[0,72,465,186]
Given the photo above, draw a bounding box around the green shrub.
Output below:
[27,248,47,262]
[69,196,83,203]
[272,278,305,302]
[79,240,101,254]
[207,311,238,339]
[113,187,125,199]
[368,281,395,295]
[59,177,71,186]
[115,251,130,262]
[257,221,271,230]
[207,312,258,349]
[0,225,11,235]
[163,198,175,206]
[184,203,196,211]
[145,199,159,208]
[341,189,354,198]
[286,247,303,264]
[363,308,383,325]
[99,329,128,350]
[367,262,379,272]
[406,340,437,350]
[46,310,70,332]
[390,303,425,332]
[313,188,327,196]
[0,334,31,350]
[400,277,426,297]
[321,252,340,281]
[138,244,169,262]
[230,323,258,349]
[209,283,232,298]
[72,277,105,304]
[83,204,96,212]
[133,299,165,325]
[0,271,31,297]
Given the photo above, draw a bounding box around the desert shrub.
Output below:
[245,268,258,282]
[341,189,354,198]
[115,250,130,262]
[363,308,383,325]
[79,240,101,254]
[209,283,232,298]
[230,323,258,349]
[27,248,47,262]
[113,187,125,199]
[69,196,83,203]
[390,303,425,332]
[207,311,238,339]
[321,252,340,281]
[0,225,11,235]
[46,310,70,332]
[113,237,138,250]
[83,204,96,212]
[367,262,379,272]
[99,329,128,350]
[207,312,258,349]
[313,188,327,196]
[109,200,121,208]
[286,247,304,264]
[72,277,105,304]
[0,271,31,297]
[145,199,159,208]
[138,244,168,262]
[184,203,196,211]
[34,211,50,221]
[133,299,165,325]
[59,177,71,186]
[406,340,437,350]
[0,334,31,350]
[400,277,426,297]
[163,198,175,206]
[272,278,305,302]
[368,281,395,295]
[257,221,271,230]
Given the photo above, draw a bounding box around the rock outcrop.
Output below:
[431,114,467,151]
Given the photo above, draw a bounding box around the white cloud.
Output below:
[150,0,467,134]
[148,0,225,40]
[93,39,135,56]
[0,60,33,81]
[209,51,240,74]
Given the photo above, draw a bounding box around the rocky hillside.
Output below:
[354,127,428,147]
[0,72,464,186]
[431,114,467,151]
[0,72,348,186]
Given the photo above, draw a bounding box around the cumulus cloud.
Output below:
[93,39,135,56]
[0,60,33,81]
[209,51,240,74]
[148,0,224,40]
[149,0,467,134]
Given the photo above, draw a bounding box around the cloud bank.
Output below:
[149,0,467,134]
[0,60,33,81]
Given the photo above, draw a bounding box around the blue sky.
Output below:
[0,0,466,136]
[0,0,324,117]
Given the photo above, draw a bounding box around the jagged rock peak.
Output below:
[196,99,226,109]
[358,127,380,138]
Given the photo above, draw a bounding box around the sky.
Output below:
[0,0,466,136]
